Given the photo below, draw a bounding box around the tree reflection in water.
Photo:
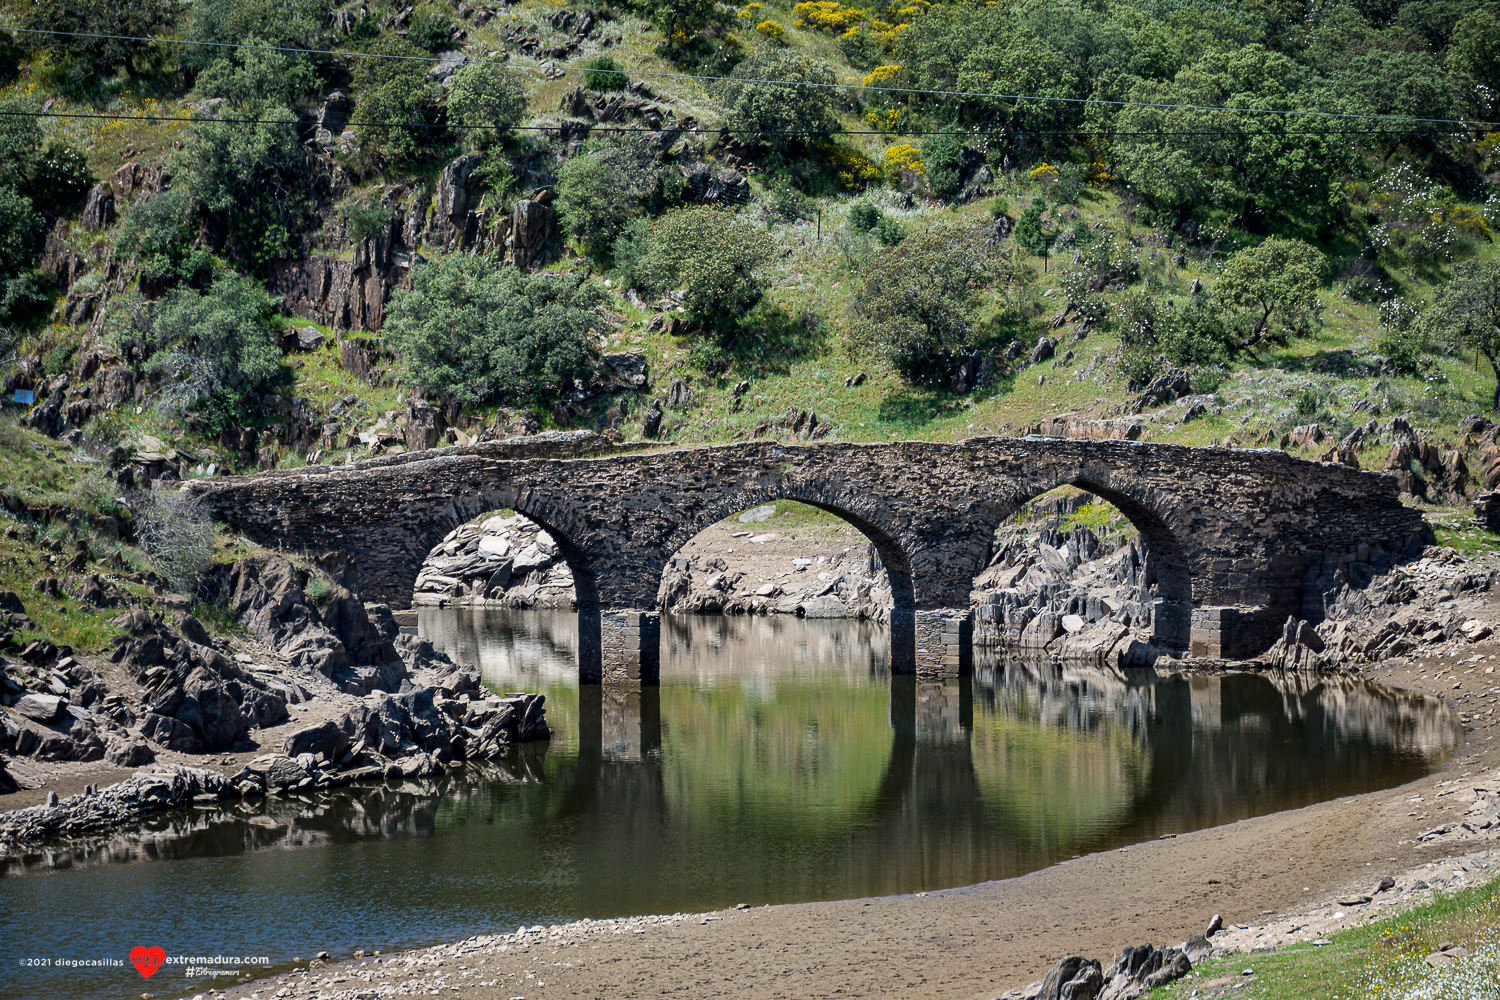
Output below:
[0,611,1460,1000]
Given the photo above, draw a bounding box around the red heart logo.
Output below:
[130,946,165,979]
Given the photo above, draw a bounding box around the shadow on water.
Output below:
[0,610,1462,1000]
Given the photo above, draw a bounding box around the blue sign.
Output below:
[12,389,33,406]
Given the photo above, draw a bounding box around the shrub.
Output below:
[172,110,308,268]
[557,137,676,257]
[384,255,605,404]
[713,50,839,153]
[0,186,41,278]
[871,214,904,246]
[1012,199,1048,255]
[765,181,811,223]
[193,39,319,110]
[847,202,880,233]
[581,54,626,91]
[350,37,439,166]
[922,131,970,201]
[134,487,217,596]
[634,208,776,337]
[881,142,923,184]
[29,144,92,213]
[114,189,212,285]
[844,219,997,383]
[137,273,284,418]
[447,63,527,151]
[407,3,454,50]
[756,19,786,40]
[343,201,394,243]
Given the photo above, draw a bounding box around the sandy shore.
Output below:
[164,597,1500,1000]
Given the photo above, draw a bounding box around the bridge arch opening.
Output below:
[651,497,917,677]
[972,483,1192,659]
[412,508,585,612]
[655,499,908,620]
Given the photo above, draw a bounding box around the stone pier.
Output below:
[914,609,973,676]
[599,610,661,685]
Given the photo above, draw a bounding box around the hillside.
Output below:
[0,0,1496,563]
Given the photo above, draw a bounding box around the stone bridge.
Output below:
[183,432,1425,682]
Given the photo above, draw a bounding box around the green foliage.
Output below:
[642,0,718,43]
[343,201,394,243]
[1420,259,1500,409]
[557,137,676,256]
[610,217,652,285]
[12,0,176,86]
[194,38,319,110]
[123,272,284,420]
[1448,7,1500,121]
[0,96,43,185]
[182,0,326,70]
[1111,47,1350,224]
[28,144,93,213]
[173,110,308,269]
[383,255,604,404]
[872,214,905,246]
[844,220,997,384]
[713,50,839,153]
[582,54,627,91]
[406,4,454,51]
[1013,199,1049,255]
[847,202,880,233]
[921,132,969,202]
[634,208,776,337]
[765,181,812,223]
[0,186,41,278]
[447,62,528,151]
[0,272,55,327]
[114,189,213,286]
[1216,236,1326,351]
[1377,298,1427,374]
[1115,289,1232,384]
[350,36,439,167]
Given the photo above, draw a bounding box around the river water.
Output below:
[0,609,1461,1000]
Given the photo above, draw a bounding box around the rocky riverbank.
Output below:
[0,553,549,850]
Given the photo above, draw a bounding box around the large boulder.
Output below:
[283,720,352,762]
[13,693,66,722]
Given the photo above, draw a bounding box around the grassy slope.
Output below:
[1155,874,1500,1000]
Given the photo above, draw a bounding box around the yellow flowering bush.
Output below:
[1028,162,1060,184]
[815,140,881,190]
[793,1,867,30]
[882,142,923,182]
[865,107,905,132]
[756,18,786,39]
[735,3,763,20]
[862,64,902,89]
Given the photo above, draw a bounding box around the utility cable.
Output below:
[4,25,1499,130]
[0,105,1480,137]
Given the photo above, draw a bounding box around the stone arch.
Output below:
[402,490,602,616]
[658,485,918,612]
[983,467,1197,651]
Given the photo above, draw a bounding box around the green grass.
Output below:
[1155,875,1500,1000]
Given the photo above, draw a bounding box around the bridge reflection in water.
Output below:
[0,610,1460,1000]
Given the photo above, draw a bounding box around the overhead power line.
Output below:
[4,25,1499,131]
[0,105,1481,138]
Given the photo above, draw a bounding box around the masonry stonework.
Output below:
[184,431,1426,680]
